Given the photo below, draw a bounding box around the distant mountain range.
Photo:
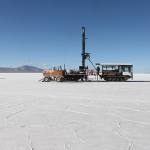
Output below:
[0,65,43,73]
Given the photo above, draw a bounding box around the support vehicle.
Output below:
[97,64,133,81]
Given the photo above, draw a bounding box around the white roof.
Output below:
[96,63,133,66]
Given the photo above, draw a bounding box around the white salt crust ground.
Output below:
[0,73,150,150]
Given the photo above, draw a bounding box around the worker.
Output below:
[96,66,100,75]
[96,66,100,80]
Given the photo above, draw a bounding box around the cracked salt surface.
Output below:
[0,73,150,150]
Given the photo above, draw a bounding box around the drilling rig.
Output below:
[79,27,90,72]
[42,27,133,82]
[42,26,89,82]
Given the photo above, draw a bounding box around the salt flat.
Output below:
[0,73,150,150]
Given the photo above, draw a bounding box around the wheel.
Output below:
[122,77,128,81]
[124,77,128,81]
[116,78,119,81]
[44,77,50,82]
[120,77,126,81]
[56,76,64,82]
[104,77,109,81]
[113,78,117,81]
[108,77,112,81]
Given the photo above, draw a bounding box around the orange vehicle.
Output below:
[42,27,88,82]
[43,69,65,82]
[43,67,86,82]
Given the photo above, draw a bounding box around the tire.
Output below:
[107,77,112,81]
[44,77,50,82]
[104,77,109,81]
[56,76,64,82]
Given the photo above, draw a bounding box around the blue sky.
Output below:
[0,0,150,72]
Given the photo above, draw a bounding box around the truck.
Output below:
[43,66,87,82]
[42,26,88,82]
[97,64,133,81]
